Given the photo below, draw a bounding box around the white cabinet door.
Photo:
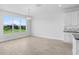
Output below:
[64,33,73,43]
[76,11,79,25]
[65,11,77,26]
[71,12,77,25]
[65,12,72,26]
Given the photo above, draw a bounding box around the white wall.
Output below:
[32,5,64,40]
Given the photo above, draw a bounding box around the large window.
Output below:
[3,16,27,35]
[3,16,12,34]
[21,18,27,32]
[13,16,21,32]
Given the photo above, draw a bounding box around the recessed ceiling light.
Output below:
[58,4,62,7]
[36,4,42,7]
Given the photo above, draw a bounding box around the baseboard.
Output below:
[31,35,73,44]
[31,35,64,42]
[0,35,31,43]
[63,40,72,44]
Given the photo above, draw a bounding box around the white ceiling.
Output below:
[60,4,78,8]
[0,4,35,15]
[0,4,78,15]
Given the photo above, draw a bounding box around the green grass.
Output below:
[14,29,21,32]
[13,29,27,32]
[4,29,27,35]
[20,29,27,32]
[4,29,12,35]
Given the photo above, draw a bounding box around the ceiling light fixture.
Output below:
[58,4,62,7]
[36,4,42,7]
[26,8,32,20]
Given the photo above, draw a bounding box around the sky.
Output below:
[3,16,27,26]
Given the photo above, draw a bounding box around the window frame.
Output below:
[3,15,28,35]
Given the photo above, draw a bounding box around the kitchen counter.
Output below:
[64,31,79,33]
[64,30,79,55]
[72,33,79,40]
[64,31,79,40]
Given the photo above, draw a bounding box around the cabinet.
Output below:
[64,11,78,26]
[64,11,79,55]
